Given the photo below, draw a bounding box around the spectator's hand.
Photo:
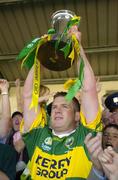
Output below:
[84,132,103,171]
[38,92,55,104]
[99,146,118,180]
[0,79,9,93]
[13,131,25,153]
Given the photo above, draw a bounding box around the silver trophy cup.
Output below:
[38,10,76,71]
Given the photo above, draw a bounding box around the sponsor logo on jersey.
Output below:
[44,137,52,145]
[41,137,52,151]
[30,146,92,179]
[65,137,74,149]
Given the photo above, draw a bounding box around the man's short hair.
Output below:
[47,91,80,116]
[103,123,118,132]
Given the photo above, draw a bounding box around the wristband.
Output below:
[1,92,8,95]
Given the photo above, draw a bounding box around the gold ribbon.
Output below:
[29,57,40,112]
[72,34,80,55]
[29,36,49,112]
[64,79,77,90]
[71,15,81,22]
[68,34,80,65]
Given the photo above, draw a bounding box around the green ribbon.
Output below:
[48,28,56,35]
[16,38,40,62]
[16,37,48,69]
[65,57,84,101]
[67,18,81,29]
[55,26,68,50]
[60,40,72,59]
[55,16,81,52]
[22,50,35,69]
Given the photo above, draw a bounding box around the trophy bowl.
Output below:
[38,40,76,71]
[37,10,77,71]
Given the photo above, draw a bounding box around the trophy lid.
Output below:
[51,10,75,34]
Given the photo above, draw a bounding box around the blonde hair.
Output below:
[40,85,50,96]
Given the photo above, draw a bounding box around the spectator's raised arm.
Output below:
[15,78,23,112]
[0,79,11,138]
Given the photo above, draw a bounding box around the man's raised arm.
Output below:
[70,26,99,124]
[23,66,41,131]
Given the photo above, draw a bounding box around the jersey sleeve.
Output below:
[80,106,102,132]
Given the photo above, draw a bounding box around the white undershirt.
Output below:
[52,129,76,138]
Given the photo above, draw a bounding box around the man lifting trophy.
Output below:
[17,9,102,180]
[17,10,82,110]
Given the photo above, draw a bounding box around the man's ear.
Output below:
[75,112,80,122]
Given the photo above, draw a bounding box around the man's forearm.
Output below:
[23,65,41,131]
[23,66,34,99]
[79,45,96,91]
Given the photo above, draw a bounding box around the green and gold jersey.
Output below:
[23,109,102,180]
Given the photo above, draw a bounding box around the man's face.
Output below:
[12,114,22,131]
[50,96,77,134]
[109,111,118,125]
[102,111,118,126]
[102,127,118,152]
